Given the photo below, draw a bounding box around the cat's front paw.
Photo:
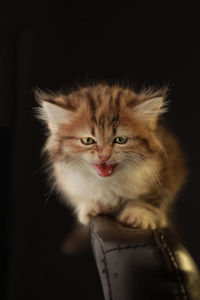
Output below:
[117,206,158,230]
[77,205,101,225]
[77,203,114,225]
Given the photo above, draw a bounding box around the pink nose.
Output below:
[98,154,111,163]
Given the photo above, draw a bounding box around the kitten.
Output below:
[35,84,186,230]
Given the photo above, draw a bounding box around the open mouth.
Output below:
[92,163,117,177]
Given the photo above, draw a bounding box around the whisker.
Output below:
[67,158,86,168]
[119,160,135,174]
[120,152,167,195]
[32,159,53,176]
[124,149,168,194]
[44,182,56,204]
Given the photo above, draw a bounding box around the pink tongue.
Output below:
[92,163,117,177]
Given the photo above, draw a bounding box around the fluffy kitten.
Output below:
[36,84,186,230]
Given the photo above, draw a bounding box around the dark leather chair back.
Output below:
[91,216,200,300]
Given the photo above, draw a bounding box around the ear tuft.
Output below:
[34,88,71,130]
[133,96,169,127]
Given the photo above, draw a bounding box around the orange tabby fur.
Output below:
[36,84,186,229]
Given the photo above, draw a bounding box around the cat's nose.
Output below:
[98,154,111,163]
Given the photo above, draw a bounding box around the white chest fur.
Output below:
[53,160,153,208]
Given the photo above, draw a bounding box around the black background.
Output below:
[2,1,200,299]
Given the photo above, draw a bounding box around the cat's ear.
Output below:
[133,97,168,129]
[35,89,72,131]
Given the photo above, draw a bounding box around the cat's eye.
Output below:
[114,136,128,144]
[81,137,96,145]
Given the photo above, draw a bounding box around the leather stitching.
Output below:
[154,231,188,300]
[92,231,113,300]
[104,243,155,254]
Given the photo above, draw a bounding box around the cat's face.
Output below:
[59,118,135,177]
[36,84,167,177]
